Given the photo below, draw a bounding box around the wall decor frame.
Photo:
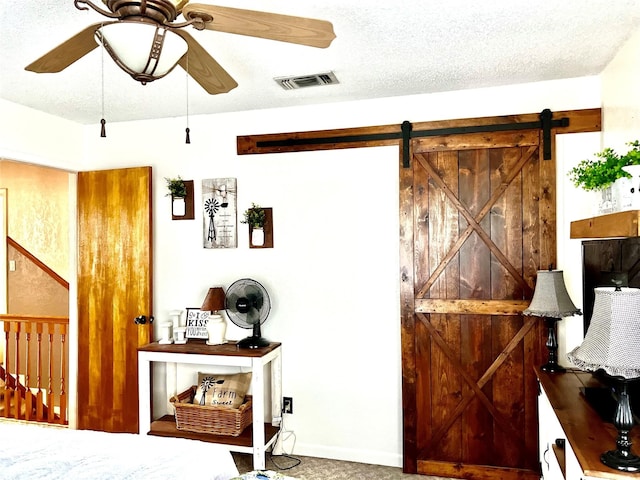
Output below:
[185,308,210,339]
[202,178,237,249]
[172,180,195,220]
[249,207,274,249]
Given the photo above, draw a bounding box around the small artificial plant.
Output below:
[241,203,266,228]
[568,141,640,191]
[165,176,187,198]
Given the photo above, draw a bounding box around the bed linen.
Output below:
[0,420,239,480]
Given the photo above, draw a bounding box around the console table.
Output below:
[138,340,282,470]
[537,367,640,480]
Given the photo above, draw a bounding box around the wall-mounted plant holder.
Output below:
[249,207,273,248]
[172,180,194,220]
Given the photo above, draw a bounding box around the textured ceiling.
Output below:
[1,1,640,125]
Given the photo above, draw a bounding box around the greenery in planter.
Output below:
[568,141,640,191]
[165,176,187,198]
[241,203,266,228]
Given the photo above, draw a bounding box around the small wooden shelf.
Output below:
[570,210,640,239]
[138,341,282,470]
[149,415,279,448]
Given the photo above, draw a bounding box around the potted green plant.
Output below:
[568,141,640,191]
[165,176,187,216]
[165,176,187,197]
[241,203,266,246]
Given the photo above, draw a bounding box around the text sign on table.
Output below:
[185,308,210,339]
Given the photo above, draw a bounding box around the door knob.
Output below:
[134,315,154,324]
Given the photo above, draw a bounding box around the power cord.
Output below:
[268,406,301,471]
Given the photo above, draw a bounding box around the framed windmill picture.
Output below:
[202,178,237,249]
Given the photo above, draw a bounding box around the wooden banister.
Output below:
[0,314,69,425]
[6,237,69,290]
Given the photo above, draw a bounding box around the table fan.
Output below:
[225,278,271,349]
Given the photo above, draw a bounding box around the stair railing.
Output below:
[0,314,69,425]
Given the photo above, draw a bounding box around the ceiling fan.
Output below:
[25,0,336,94]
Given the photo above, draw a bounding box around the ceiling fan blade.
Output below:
[25,23,104,73]
[182,4,336,48]
[175,30,238,95]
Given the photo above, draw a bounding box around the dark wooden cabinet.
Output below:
[582,237,640,334]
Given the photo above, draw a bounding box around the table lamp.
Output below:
[201,287,227,345]
[523,269,581,372]
[567,286,640,472]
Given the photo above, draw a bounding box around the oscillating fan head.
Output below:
[225,278,271,349]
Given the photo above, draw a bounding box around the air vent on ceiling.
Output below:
[274,71,339,90]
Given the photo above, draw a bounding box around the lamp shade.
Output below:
[96,22,187,83]
[523,270,581,318]
[567,287,640,379]
[201,287,226,312]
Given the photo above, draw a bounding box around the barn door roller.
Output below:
[401,108,568,168]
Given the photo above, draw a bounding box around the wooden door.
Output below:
[400,129,554,479]
[77,167,153,433]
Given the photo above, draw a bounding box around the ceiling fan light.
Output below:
[96,22,187,84]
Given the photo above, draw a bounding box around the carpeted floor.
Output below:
[233,452,453,480]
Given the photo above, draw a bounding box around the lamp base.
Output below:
[541,317,565,373]
[601,449,640,472]
[600,377,640,472]
[540,362,566,373]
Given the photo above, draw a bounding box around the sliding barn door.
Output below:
[77,167,153,433]
[400,129,554,479]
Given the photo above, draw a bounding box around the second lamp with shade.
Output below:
[567,286,640,472]
[201,287,227,345]
[523,269,581,373]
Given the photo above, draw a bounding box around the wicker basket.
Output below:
[170,386,253,436]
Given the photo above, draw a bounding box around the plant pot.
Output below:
[622,165,640,210]
[251,227,264,247]
[595,185,616,215]
[172,197,186,216]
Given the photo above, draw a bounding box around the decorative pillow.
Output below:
[193,372,252,409]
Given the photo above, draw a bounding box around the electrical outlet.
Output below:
[283,396,293,414]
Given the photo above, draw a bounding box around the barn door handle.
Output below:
[542,445,549,468]
[134,315,154,325]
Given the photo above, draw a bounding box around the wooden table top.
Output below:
[138,339,281,357]
[536,367,640,480]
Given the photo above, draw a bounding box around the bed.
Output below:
[0,420,239,480]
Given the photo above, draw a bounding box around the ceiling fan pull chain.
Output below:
[185,54,190,144]
[100,23,107,138]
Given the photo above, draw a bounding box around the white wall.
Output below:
[601,26,640,149]
[0,99,84,171]
[556,132,601,359]
[76,76,600,466]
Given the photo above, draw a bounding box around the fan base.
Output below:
[237,336,270,349]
